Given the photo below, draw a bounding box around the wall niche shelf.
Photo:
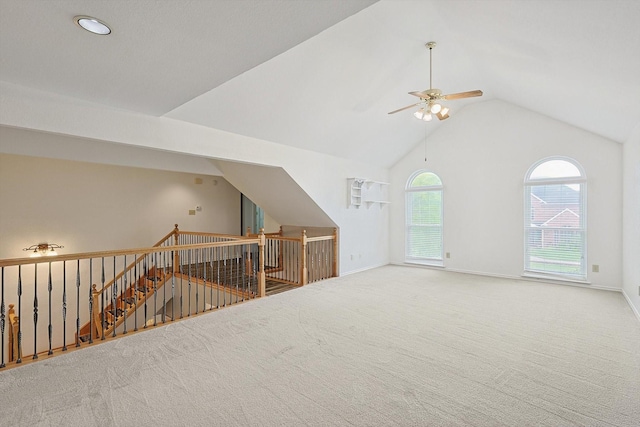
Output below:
[348,178,390,209]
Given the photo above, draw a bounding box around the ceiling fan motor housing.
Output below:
[420,89,442,100]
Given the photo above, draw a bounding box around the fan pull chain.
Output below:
[424,121,428,162]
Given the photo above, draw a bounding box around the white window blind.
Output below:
[406,171,443,265]
[524,158,586,280]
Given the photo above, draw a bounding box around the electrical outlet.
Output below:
[592,264,599,273]
[446,252,451,258]
[188,210,196,215]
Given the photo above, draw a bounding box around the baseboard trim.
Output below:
[451,267,623,292]
[340,262,389,277]
[390,262,621,292]
[621,289,640,322]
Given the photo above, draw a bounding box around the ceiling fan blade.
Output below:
[409,91,430,99]
[441,90,483,100]
[388,102,421,115]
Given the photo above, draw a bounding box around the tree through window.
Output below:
[406,171,443,265]
[524,157,586,280]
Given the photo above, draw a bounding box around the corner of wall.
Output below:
[622,123,640,320]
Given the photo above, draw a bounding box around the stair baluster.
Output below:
[122,255,127,335]
[134,257,139,332]
[100,257,106,341]
[32,264,38,360]
[75,260,81,347]
[62,261,67,352]
[0,267,4,368]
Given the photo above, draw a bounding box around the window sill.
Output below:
[405,260,444,268]
[522,272,590,285]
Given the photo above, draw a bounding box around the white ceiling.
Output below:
[1,0,639,168]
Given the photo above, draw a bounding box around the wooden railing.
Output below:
[0,225,266,369]
[0,224,337,370]
[249,226,338,287]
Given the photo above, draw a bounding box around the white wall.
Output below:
[622,125,640,317]
[263,211,280,234]
[0,125,224,176]
[390,100,623,290]
[0,153,241,259]
[0,82,389,274]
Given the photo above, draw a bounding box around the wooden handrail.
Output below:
[93,227,178,299]
[0,238,259,268]
[178,231,247,239]
[248,235,304,243]
[306,235,336,243]
[247,227,282,238]
[92,224,181,299]
[251,233,336,243]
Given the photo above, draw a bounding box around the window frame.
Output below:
[405,170,444,266]
[523,156,587,282]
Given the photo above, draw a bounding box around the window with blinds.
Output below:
[524,158,586,280]
[406,171,443,266]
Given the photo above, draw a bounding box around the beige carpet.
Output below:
[1,265,639,426]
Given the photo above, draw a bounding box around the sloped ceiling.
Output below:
[1,0,639,168]
[215,160,337,228]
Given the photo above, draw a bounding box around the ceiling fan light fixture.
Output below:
[429,103,442,114]
[436,110,450,120]
[413,108,433,121]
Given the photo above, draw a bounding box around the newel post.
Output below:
[332,227,338,278]
[173,224,180,272]
[258,228,266,297]
[91,285,101,341]
[7,304,20,363]
[301,230,308,286]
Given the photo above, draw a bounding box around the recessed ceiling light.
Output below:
[74,15,111,35]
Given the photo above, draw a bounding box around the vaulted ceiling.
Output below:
[1,0,639,168]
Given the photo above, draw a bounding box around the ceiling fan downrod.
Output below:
[427,41,436,90]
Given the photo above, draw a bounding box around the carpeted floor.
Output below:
[1,265,639,426]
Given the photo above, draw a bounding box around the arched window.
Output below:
[524,157,586,280]
[406,171,443,265]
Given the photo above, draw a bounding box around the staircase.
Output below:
[76,258,260,342]
[77,266,170,342]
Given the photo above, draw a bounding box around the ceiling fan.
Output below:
[388,42,482,121]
